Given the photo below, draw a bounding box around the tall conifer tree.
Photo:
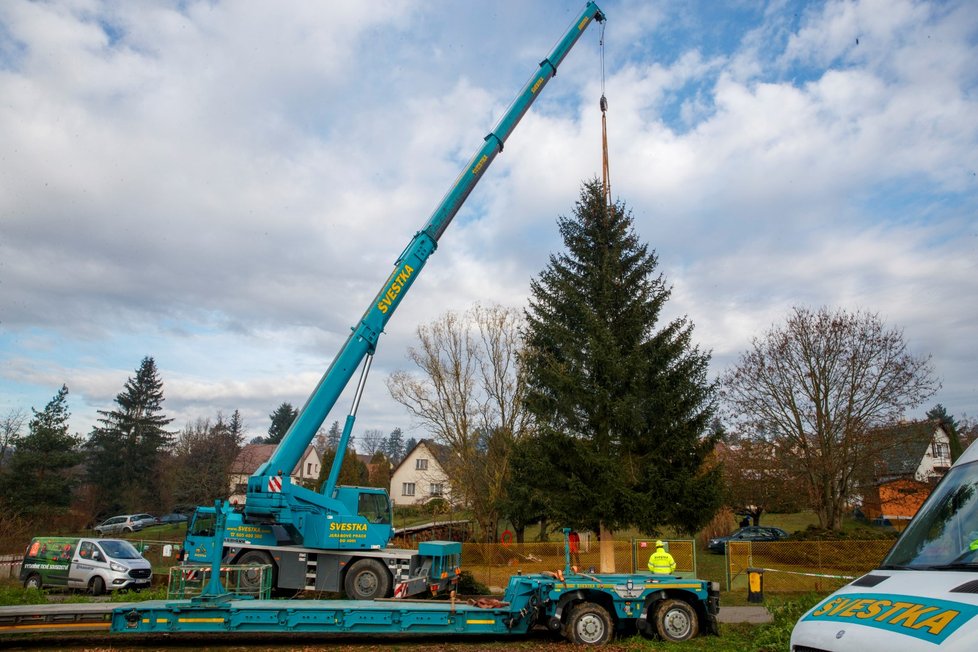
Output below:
[4,385,81,518]
[86,357,173,513]
[517,180,721,540]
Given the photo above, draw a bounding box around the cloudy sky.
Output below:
[2,0,976,446]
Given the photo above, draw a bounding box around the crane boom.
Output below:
[253,2,606,485]
[245,2,605,535]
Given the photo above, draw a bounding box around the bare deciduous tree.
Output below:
[387,304,529,541]
[0,408,27,471]
[721,306,939,530]
[720,433,807,525]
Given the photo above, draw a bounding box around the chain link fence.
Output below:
[127,538,184,568]
[459,539,695,590]
[727,539,896,593]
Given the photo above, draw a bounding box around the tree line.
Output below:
[0,358,413,535]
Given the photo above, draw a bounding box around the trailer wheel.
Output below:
[654,599,699,642]
[23,573,42,590]
[566,602,613,645]
[344,559,391,600]
[237,550,275,594]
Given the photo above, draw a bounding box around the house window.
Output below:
[933,442,950,459]
[416,458,428,471]
[402,483,416,496]
[430,483,443,497]
[307,462,313,475]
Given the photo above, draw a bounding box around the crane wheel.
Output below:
[344,558,391,600]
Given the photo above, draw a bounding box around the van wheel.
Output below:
[24,573,42,590]
[237,550,275,594]
[123,527,133,533]
[90,576,106,596]
[344,559,391,600]
[654,599,699,642]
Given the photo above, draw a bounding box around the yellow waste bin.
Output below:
[747,567,764,603]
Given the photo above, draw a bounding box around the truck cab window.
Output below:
[190,512,217,537]
[358,493,391,525]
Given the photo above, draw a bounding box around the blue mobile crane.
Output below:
[183,1,607,601]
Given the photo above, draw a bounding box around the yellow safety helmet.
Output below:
[655,540,664,548]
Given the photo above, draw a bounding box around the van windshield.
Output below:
[882,460,978,570]
[99,540,143,560]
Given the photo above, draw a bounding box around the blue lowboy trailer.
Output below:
[118,521,718,645]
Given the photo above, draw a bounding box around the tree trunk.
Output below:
[599,522,616,573]
[537,517,549,542]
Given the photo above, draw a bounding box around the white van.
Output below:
[20,536,153,595]
[791,440,978,650]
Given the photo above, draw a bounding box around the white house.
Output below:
[389,439,454,506]
[228,444,322,504]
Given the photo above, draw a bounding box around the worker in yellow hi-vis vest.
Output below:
[648,540,676,575]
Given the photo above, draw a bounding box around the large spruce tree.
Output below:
[3,385,81,519]
[86,356,173,514]
[516,180,721,543]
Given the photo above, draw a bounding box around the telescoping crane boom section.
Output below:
[248,3,606,512]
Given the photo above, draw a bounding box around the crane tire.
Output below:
[344,558,391,600]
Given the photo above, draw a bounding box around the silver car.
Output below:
[93,514,153,536]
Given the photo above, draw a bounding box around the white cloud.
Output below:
[1,0,976,443]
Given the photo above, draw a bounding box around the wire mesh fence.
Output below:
[727,539,896,593]
[127,538,183,568]
[459,539,696,589]
[167,563,273,599]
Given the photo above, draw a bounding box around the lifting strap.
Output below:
[599,21,611,207]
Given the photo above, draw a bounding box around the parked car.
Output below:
[156,512,189,524]
[93,514,154,536]
[708,525,789,553]
[20,536,152,594]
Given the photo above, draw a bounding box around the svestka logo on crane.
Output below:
[377,264,415,314]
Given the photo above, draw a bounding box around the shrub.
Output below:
[455,571,490,596]
[697,506,736,548]
[749,593,824,652]
[0,584,50,606]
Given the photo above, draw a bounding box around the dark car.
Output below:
[157,513,189,524]
[707,525,789,553]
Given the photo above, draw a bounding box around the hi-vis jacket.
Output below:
[648,548,676,574]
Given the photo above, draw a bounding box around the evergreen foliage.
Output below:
[266,402,299,444]
[2,385,82,518]
[404,437,418,456]
[514,180,721,536]
[325,420,342,450]
[385,427,405,465]
[318,444,368,489]
[85,357,174,515]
